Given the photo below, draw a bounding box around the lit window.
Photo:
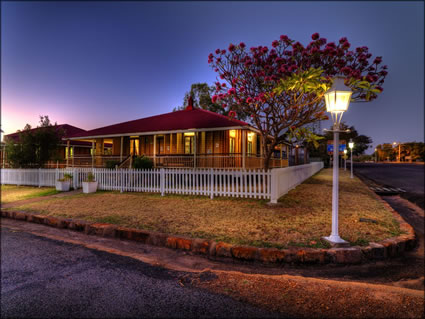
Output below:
[185,136,194,154]
[229,137,235,154]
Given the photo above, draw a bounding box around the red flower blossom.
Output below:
[221,49,226,54]
[246,97,253,103]
[373,57,382,64]
[229,110,236,117]
[215,49,221,54]
[211,95,218,103]
[311,33,320,40]
[272,40,279,48]
[228,88,236,95]
[239,42,246,48]
[228,43,235,52]
[280,35,289,41]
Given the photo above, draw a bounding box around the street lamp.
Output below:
[323,77,352,245]
[375,148,378,162]
[349,139,354,178]
[343,149,347,171]
[393,141,401,162]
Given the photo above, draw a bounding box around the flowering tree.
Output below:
[208,33,388,169]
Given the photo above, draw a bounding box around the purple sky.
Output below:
[1,1,424,153]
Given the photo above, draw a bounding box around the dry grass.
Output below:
[12,169,401,248]
[1,185,58,204]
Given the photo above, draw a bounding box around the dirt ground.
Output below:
[9,169,401,249]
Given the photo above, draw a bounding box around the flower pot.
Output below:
[83,181,98,194]
[56,180,71,192]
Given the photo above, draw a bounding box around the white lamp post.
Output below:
[343,149,347,171]
[323,77,352,245]
[349,139,354,179]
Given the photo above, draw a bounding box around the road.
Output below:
[1,227,278,318]
[354,162,424,208]
[353,163,424,194]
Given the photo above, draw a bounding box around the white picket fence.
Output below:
[1,168,272,199]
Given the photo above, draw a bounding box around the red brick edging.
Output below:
[1,206,416,265]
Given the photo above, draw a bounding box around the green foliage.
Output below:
[86,172,95,182]
[5,116,63,168]
[105,160,120,169]
[287,126,324,149]
[174,83,248,120]
[375,142,425,161]
[132,156,153,169]
[307,122,373,164]
[58,173,73,182]
[273,67,329,97]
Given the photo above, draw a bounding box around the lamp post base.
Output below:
[322,235,350,247]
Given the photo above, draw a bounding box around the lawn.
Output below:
[8,169,402,248]
[1,185,58,204]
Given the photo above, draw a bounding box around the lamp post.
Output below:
[349,139,354,178]
[343,149,347,171]
[323,77,352,245]
[393,142,401,162]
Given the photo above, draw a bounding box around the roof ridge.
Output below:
[194,108,250,126]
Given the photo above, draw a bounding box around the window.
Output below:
[185,136,194,154]
[229,137,235,154]
[247,141,252,155]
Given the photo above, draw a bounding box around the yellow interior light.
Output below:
[247,132,254,142]
[184,132,195,137]
[229,130,236,138]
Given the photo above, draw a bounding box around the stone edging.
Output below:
[1,205,416,265]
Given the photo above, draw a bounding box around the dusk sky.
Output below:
[1,1,423,153]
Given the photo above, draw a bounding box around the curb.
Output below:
[1,207,416,265]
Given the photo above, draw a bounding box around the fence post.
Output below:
[209,168,214,199]
[160,168,165,196]
[73,168,77,190]
[38,168,42,188]
[270,169,278,204]
[120,169,123,193]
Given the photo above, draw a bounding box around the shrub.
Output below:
[106,160,120,169]
[58,173,72,182]
[132,156,153,169]
[85,172,95,182]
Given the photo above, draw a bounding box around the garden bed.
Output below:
[6,169,402,249]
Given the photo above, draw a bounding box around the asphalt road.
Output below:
[354,163,424,208]
[1,227,279,318]
[353,163,424,194]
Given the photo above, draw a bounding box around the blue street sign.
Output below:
[327,144,346,153]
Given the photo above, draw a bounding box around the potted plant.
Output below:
[82,172,98,194]
[56,173,72,192]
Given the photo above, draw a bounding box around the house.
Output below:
[66,100,304,169]
[2,124,106,168]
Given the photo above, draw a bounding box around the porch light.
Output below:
[229,130,236,138]
[184,132,195,137]
[349,140,354,149]
[247,132,254,142]
[323,76,352,246]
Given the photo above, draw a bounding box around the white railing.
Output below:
[1,168,272,200]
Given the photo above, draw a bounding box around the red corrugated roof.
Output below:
[6,124,85,139]
[69,108,252,139]
[5,124,93,146]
